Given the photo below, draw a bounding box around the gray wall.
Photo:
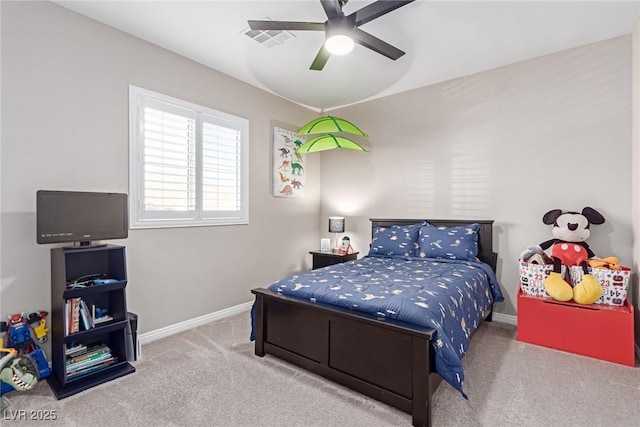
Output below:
[2,2,636,350]
[0,1,319,343]
[633,22,640,349]
[325,36,633,317]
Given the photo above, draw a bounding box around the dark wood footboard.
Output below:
[252,287,440,426]
[251,218,498,426]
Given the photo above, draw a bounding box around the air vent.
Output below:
[243,18,295,48]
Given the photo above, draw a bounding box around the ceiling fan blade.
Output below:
[248,20,325,31]
[352,27,405,60]
[348,0,415,27]
[320,0,343,20]
[310,45,331,71]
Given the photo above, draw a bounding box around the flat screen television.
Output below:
[37,190,128,246]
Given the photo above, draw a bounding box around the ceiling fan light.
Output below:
[324,34,354,55]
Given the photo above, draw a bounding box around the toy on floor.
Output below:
[28,311,49,344]
[3,313,36,354]
[0,312,50,394]
[0,348,38,392]
[520,207,605,304]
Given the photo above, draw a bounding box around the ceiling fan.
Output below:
[248,0,415,71]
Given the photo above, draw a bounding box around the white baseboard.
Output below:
[140,302,640,362]
[137,300,518,346]
[138,300,253,346]
[491,311,517,326]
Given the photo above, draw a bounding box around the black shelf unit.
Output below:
[47,245,135,399]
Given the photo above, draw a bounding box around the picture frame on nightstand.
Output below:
[320,238,331,251]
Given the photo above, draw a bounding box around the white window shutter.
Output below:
[129,86,249,228]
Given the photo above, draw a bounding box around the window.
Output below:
[129,86,249,228]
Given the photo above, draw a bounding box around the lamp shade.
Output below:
[296,134,367,154]
[324,34,354,55]
[328,217,345,233]
[296,116,368,137]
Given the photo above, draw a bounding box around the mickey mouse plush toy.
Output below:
[522,207,605,304]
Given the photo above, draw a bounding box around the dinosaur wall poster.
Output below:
[273,126,306,198]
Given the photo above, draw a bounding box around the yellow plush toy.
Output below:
[521,207,605,304]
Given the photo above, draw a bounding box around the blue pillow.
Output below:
[368,222,424,257]
[418,223,480,261]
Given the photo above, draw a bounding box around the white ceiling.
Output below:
[54,1,640,111]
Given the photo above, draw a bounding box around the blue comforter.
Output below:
[253,255,503,398]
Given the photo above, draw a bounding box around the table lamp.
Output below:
[328,217,345,252]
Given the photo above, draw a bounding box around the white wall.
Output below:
[0,1,319,345]
[325,37,633,316]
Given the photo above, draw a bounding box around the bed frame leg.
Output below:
[411,336,431,427]
[485,304,494,322]
[253,294,265,357]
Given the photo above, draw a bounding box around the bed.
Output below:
[250,218,503,426]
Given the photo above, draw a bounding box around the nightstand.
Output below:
[309,250,359,270]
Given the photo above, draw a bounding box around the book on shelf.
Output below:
[65,298,101,334]
[79,299,94,330]
[72,298,80,333]
[66,357,117,380]
[67,353,114,371]
[64,298,82,335]
[66,344,110,365]
[65,343,87,357]
[65,343,116,379]
[65,301,69,335]
[66,342,107,357]
[93,315,114,324]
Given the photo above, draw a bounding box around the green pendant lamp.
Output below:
[296,134,367,153]
[295,115,368,153]
[297,116,368,137]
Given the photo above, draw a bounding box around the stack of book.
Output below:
[65,343,117,380]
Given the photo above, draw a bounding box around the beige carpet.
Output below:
[2,312,639,426]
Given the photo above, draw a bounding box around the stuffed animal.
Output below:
[521,207,605,304]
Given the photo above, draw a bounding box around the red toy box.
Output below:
[517,289,635,366]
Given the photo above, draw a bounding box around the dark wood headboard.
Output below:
[369,218,497,272]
